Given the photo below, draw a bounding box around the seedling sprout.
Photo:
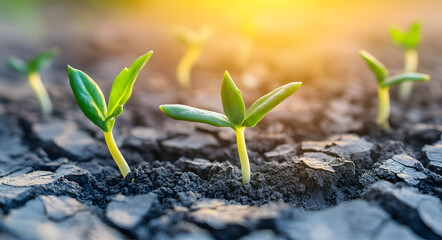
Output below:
[8,48,60,115]
[174,26,211,88]
[390,21,421,101]
[359,50,429,129]
[67,51,153,178]
[160,71,301,184]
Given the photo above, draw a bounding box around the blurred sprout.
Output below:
[174,26,211,88]
[8,47,60,115]
[390,22,420,50]
[68,51,153,178]
[160,71,301,184]
[389,21,421,101]
[359,50,429,129]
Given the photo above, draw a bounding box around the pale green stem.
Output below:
[177,45,201,88]
[28,72,52,115]
[377,87,390,129]
[103,130,131,178]
[399,49,418,101]
[234,127,250,184]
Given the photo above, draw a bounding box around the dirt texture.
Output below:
[0,32,441,240]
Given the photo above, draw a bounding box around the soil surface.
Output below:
[0,27,442,240]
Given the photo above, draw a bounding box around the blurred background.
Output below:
[0,0,441,119]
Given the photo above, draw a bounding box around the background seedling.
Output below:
[390,21,421,101]
[8,47,60,115]
[359,50,429,129]
[160,71,301,184]
[68,51,153,178]
[174,26,211,88]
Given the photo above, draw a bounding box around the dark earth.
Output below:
[0,24,442,240]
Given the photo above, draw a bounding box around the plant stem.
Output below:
[177,45,201,88]
[234,127,250,184]
[376,87,390,129]
[399,49,418,101]
[28,72,52,115]
[103,130,131,178]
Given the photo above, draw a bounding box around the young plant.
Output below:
[359,50,429,129]
[174,26,211,88]
[67,51,153,178]
[390,21,421,101]
[160,71,301,184]
[8,48,60,115]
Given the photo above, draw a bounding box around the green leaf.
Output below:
[8,57,29,75]
[108,51,153,117]
[67,65,109,132]
[159,104,234,128]
[174,26,211,46]
[389,27,404,46]
[28,48,60,73]
[390,22,420,49]
[174,27,196,45]
[359,50,388,85]
[105,118,115,132]
[221,71,245,126]
[242,82,302,127]
[383,72,430,87]
[107,105,123,119]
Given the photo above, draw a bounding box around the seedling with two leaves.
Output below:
[8,48,60,115]
[359,50,429,129]
[390,21,421,101]
[68,51,153,178]
[174,26,211,88]
[160,71,301,184]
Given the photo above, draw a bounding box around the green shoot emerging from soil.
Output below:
[359,50,429,129]
[174,26,211,88]
[390,21,421,101]
[8,48,60,115]
[67,51,153,178]
[160,71,301,184]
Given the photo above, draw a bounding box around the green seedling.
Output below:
[8,48,60,115]
[174,26,211,88]
[390,21,421,101]
[68,51,153,178]
[160,71,301,184]
[359,50,429,129]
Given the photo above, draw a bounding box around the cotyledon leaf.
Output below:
[8,57,29,75]
[159,104,234,128]
[359,50,389,85]
[242,82,302,127]
[390,28,407,49]
[221,71,245,126]
[108,51,153,117]
[28,48,60,73]
[107,105,123,119]
[68,65,109,132]
[383,72,430,88]
[390,22,420,49]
